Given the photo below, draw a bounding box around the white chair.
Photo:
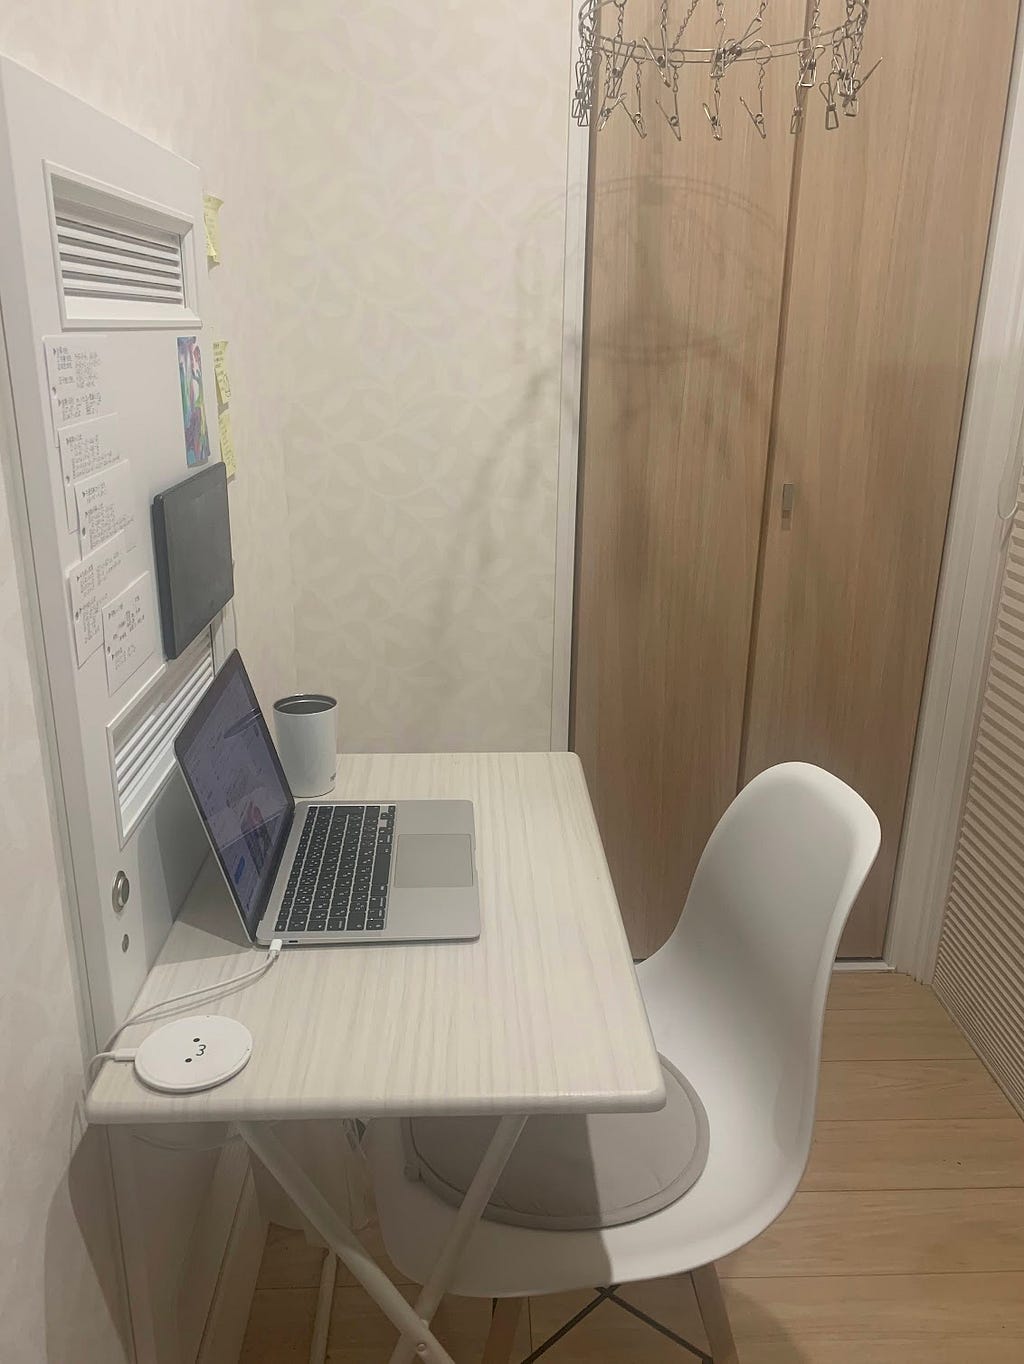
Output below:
[367,762,880,1361]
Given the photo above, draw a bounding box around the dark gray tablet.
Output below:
[152,462,234,659]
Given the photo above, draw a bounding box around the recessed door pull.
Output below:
[781,482,796,528]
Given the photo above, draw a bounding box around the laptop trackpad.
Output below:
[394,833,474,888]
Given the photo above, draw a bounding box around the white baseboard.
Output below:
[833,960,896,973]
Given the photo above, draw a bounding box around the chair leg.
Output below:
[691,1264,739,1364]
[481,1297,523,1364]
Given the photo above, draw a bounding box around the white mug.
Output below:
[272,693,338,798]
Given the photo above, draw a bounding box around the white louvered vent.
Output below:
[55,214,185,307]
[108,631,215,846]
[47,165,199,328]
[934,515,1024,1117]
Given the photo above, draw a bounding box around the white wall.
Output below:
[0,2,576,1357]
[264,0,574,752]
[0,457,129,1363]
[0,2,298,717]
[0,4,296,1360]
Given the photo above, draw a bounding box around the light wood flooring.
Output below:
[238,973,1024,1362]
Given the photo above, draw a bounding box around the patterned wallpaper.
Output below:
[0,471,128,1362]
[263,0,573,752]
[0,3,575,1357]
[0,5,298,719]
[0,3,297,1360]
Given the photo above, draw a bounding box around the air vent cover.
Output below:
[108,631,215,845]
[935,514,1024,1118]
[55,214,185,306]
[47,164,199,328]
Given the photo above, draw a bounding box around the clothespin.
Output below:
[642,34,674,90]
[843,58,881,117]
[703,83,724,141]
[741,44,771,141]
[656,63,683,141]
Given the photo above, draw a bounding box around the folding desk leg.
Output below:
[237,1123,456,1364]
[309,1251,336,1364]
[388,1114,529,1364]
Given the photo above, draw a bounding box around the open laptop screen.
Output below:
[175,650,294,939]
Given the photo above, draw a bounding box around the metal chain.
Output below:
[671,0,704,50]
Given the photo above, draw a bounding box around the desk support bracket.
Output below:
[237,1122,457,1364]
[239,1115,528,1364]
[388,1114,529,1364]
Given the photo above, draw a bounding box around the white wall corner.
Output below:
[550,4,590,751]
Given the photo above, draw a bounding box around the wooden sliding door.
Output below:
[742,0,1018,956]
[572,0,804,958]
[573,0,1019,959]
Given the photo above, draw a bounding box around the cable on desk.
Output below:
[88,938,283,1080]
[87,1049,136,1083]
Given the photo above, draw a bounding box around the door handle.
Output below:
[781,482,796,529]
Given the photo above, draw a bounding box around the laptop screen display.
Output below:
[175,651,294,939]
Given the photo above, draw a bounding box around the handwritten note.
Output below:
[57,414,120,532]
[203,194,223,265]
[44,337,111,435]
[103,573,157,695]
[213,340,231,404]
[75,459,138,555]
[66,532,132,666]
[218,405,237,480]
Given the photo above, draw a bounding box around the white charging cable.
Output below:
[88,938,283,1084]
[87,1047,138,1082]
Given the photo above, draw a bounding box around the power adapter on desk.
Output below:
[133,1015,253,1093]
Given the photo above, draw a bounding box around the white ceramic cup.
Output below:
[272,693,338,798]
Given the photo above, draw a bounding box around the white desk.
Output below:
[87,752,664,1362]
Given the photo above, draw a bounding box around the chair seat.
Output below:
[401,1058,709,1232]
[371,767,880,1298]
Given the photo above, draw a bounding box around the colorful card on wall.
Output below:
[177,336,211,467]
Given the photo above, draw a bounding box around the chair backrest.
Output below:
[655,763,880,1171]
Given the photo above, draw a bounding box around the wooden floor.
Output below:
[238,973,1024,1362]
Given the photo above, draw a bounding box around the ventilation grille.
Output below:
[47,165,198,328]
[109,632,215,846]
[934,517,1024,1117]
[55,214,186,306]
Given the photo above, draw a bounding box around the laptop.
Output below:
[174,650,480,946]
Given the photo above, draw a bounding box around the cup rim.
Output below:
[273,693,337,713]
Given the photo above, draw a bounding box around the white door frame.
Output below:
[887,4,1024,979]
[550,7,590,751]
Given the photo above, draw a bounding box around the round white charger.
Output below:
[133,1014,253,1093]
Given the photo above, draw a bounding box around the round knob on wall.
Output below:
[112,870,130,913]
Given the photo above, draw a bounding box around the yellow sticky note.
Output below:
[213,340,231,405]
[218,405,237,479]
[203,194,223,265]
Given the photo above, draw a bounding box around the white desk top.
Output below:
[86,753,665,1125]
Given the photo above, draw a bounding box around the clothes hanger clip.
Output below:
[703,84,724,141]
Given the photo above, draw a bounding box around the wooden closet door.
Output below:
[573,0,804,958]
[743,0,1018,956]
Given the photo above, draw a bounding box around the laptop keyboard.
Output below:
[274,804,395,935]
